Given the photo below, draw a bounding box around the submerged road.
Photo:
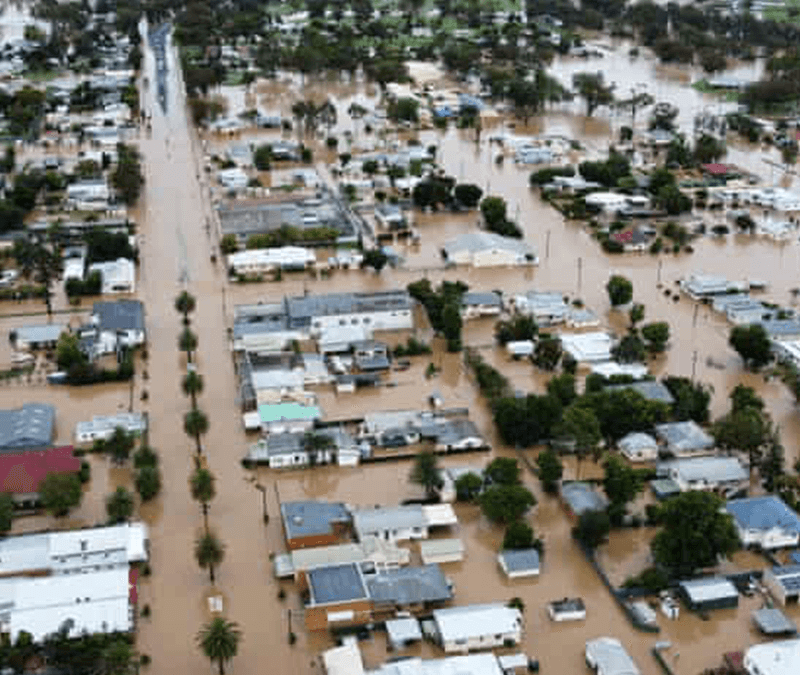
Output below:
[135,23,314,675]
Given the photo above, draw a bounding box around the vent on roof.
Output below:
[293,516,303,525]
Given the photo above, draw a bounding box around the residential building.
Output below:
[285,291,414,336]
[752,608,797,636]
[763,566,800,605]
[606,381,675,405]
[366,564,452,612]
[217,167,249,189]
[386,617,423,651]
[280,501,352,550]
[0,447,80,504]
[227,247,316,276]
[561,482,609,518]
[13,324,66,351]
[66,179,110,209]
[618,432,658,462]
[245,428,361,468]
[655,421,715,457]
[0,403,55,453]
[548,598,586,622]
[374,203,408,231]
[75,412,146,444]
[88,258,135,293]
[432,604,522,653]
[760,319,800,342]
[744,639,800,675]
[590,362,648,380]
[352,504,457,543]
[658,457,748,494]
[353,341,391,372]
[419,539,465,565]
[560,332,614,363]
[460,292,502,319]
[512,291,569,325]
[726,496,800,549]
[678,577,739,611]
[256,402,321,434]
[498,548,541,578]
[86,300,146,356]
[680,273,747,299]
[360,409,485,452]
[439,466,484,503]
[585,638,641,675]
[272,537,411,579]
[231,302,303,352]
[443,232,538,268]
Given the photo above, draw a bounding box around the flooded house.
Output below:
[227,246,316,277]
[352,340,391,372]
[279,501,352,550]
[217,167,249,190]
[511,291,569,325]
[374,203,408,231]
[498,548,541,579]
[585,637,641,675]
[251,402,322,434]
[12,323,66,351]
[560,482,609,520]
[0,403,55,453]
[460,291,502,319]
[606,381,675,405]
[679,273,748,300]
[762,566,800,606]
[352,504,458,543]
[232,303,303,352]
[0,446,80,506]
[88,257,136,293]
[617,432,658,462]
[66,179,110,210]
[419,539,465,565]
[678,577,739,611]
[752,607,797,636]
[559,332,614,364]
[442,232,538,268]
[83,300,146,356]
[360,409,486,453]
[432,604,522,653]
[657,456,748,495]
[654,421,715,458]
[74,412,147,443]
[726,496,800,549]
[744,638,800,675]
[712,294,770,325]
[439,466,484,503]
[245,428,361,468]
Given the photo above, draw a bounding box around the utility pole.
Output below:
[691,350,698,382]
[546,230,551,259]
[577,257,582,293]
[657,259,662,286]
[693,303,699,327]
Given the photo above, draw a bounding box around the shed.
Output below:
[14,324,66,350]
[386,617,422,650]
[547,597,586,622]
[419,539,465,565]
[753,608,797,635]
[560,332,613,364]
[506,340,534,358]
[678,577,739,611]
[498,549,540,578]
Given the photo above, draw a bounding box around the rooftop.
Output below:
[0,446,80,495]
[561,482,609,516]
[433,603,521,642]
[15,324,66,344]
[745,639,800,675]
[607,381,675,405]
[280,501,351,541]
[258,402,321,424]
[679,576,739,603]
[285,290,412,320]
[366,564,452,606]
[369,653,504,675]
[585,638,641,675]
[0,403,55,452]
[443,232,537,258]
[353,505,426,537]
[307,563,369,605]
[498,548,541,575]
[661,456,748,484]
[753,608,797,635]
[726,496,800,534]
[92,299,145,332]
[655,421,715,453]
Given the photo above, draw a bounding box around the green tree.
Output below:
[191,467,216,532]
[480,196,508,228]
[39,472,82,517]
[135,466,161,501]
[629,303,645,327]
[105,427,135,466]
[133,444,159,469]
[651,491,740,577]
[387,97,419,122]
[694,133,725,164]
[453,183,483,208]
[182,370,204,407]
[409,451,443,498]
[253,144,272,170]
[546,373,577,407]
[761,430,786,493]
[442,301,463,352]
[730,324,773,369]
[663,376,711,423]
[100,639,134,675]
[503,521,534,549]
[56,331,88,372]
[175,290,197,320]
[179,328,198,363]
[602,455,643,525]
[606,275,633,307]
[612,333,646,363]
[455,472,483,501]
[713,407,770,472]
[533,335,562,371]
[195,530,225,584]
[536,450,563,494]
[197,617,241,675]
[361,248,389,273]
[730,384,765,413]
[184,409,209,455]
[0,492,14,534]
[554,406,602,480]
[485,457,521,486]
[641,322,670,353]
[479,484,536,524]
[106,486,134,524]
[495,315,537,345]
[13,240,63,316]
[111,143,144,205]
[573,509,611,549]
[220,234,238,255]
[572,72,615,116]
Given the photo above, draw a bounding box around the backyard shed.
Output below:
[497,549,540,579]
[419,539,465,565]
[678,577,739,611]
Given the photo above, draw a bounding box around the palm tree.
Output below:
[179,327,198,364]
[184,408,209,455]
[175,290,196,323]
[182,370,204,408]
[13,240,63,316]
[190,467,216,533]
[197,617,241,675]
[409,451,443,498]
[195,530,225,584]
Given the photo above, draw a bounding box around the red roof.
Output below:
[129,566,139,605]
[0,446,80,494]
[701,163,731,175]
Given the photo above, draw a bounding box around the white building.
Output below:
[585,638,641,675]
[443,232,538,268]
[419,539,465,565]
[618,432,658,462]
[245,429,362,469]
[513,291,569,325]
[88,258,136,293]
[75,412,147,443]
[560,332,614,363]
[217,167,249,189]
[659,456,748,494]
[585,192,629,213]
[87,300,146,355]
[228,247,316,276]
[67,179,110,209]
[433,604,522,653]
[745,639,800,675]
[726,496,800,549]
[273,537,411,579]
[352,504,457,543]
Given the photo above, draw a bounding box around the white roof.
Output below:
[251,369,305,391]
[419,538,464,562]
[0,568,131,641]
[560,332,614,363]
[88,258,135,287]
[444,232,536,258]
[75,413,147,438]
[745,639,800,675]
[679,577,738,603]
[590,362,648,379]
[585,638,641,675]
[369,653,504,675]
[228,246,315,268]
[353,505,426,536]
[276,538,411,576]
[618,433,657,452]
[665,456,747,484]
[422,504,458,527]
[323,641,366,675]
[433,604,522,643]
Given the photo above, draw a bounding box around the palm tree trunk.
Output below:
[195,433,202,455]
[209,563,215,584]
[218,658,225,675]
[202,502,209,535]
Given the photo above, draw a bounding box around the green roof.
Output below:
[258,403,321,423]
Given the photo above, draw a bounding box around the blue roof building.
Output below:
[726,496,800,549]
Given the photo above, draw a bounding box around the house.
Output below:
[353,341,391,372]
[217,168,249,190]
[66,179,110,209]
[285,291,414,336]
[655,421,715,457]
[0,403,55,453]
[726,496,800,549]
[75,413,147,444]
[228,247,316,276]
[547,598,586,622]
[419,539,464,565]
[763,565,800,605]
[443,232,538,268]
[680,273,746,300]
[245,428,361,469]
[512,291,569,325]
[560,332,614,364]
[760,319,800,342]
[606,381,675,405]
[498,548,540,578]
[585,192,629,213]
[744,639,800,675]
[366,564,453,612]
[0,567,135,641]
[272,537,410,579]
[591,362,648,380]
[231,303,303,352]
[280,501,352,550]
[88,258,135,293]
[13,324,66,351]
[678,577,739,611]
[561,482,609,519]
[618,432,658,462]
[432,604,522,653]
[611,228,650,252]
[585,638,641,675]
[88,300,146,355]
[461,292,502,319]
[374,203,408,231]
[352,504,458,543]
[257,402,321,434]
[0,447,80,504]
[658,456,748,494]
[752,608,797,635]
[439,466,484,503]
[0,523,149,577]
[386,617,422,650]
[360,409,483,451]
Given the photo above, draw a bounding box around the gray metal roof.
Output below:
[679,577,738,603]
[307,563,369,605]
[353,505,425,537]
[285,290,412,320]
[461,292,502,307]
[726,496,800,534]
[280,501,351,540]
[655,421,714,452]
[585,638,641,675]
[443,232,536,258]
[366,564,452,606]
[561,482,609,516]
[386,617,422,646]
[661,456,748,483]
[769,565,800,592]
[753,608,797,635]
[607,381,675,405]
[15,324,66,344]
[499,548,540,574]
[0,403,55,452]
[92,300,145,332]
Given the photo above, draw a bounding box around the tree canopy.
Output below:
[479,484,536,524]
